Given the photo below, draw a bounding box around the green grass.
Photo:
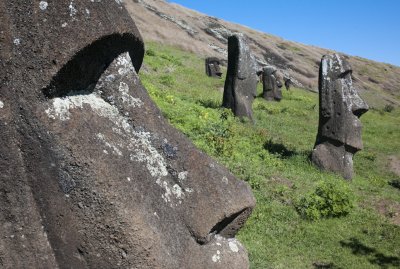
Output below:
[139,41,400,269]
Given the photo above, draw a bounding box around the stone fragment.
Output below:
[222,34,258,121]
[312,54,369,179]
[205,57,223,78]
[0,1,255,268]
[262,66,283,101]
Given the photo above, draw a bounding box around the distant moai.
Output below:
[222,34,258,121]
[312,54,369,179]
[284,78,292,90]
[262,66,283,101]
[205,57,223,78]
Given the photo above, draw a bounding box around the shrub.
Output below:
[145,49,156,56]
[383,104,394,113]
[296,179,354,220]
[159,75,175,87]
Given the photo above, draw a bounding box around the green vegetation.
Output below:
[139,41,400,268]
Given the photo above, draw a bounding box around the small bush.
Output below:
[296,179,354,220]
[383,104,395,113]
[146,49,156,56]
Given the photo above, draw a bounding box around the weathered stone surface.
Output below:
[205,57,222,78]
[0,1,255,268]
[222,34,258,121]
[284,78,292,90]
[312,54,369,179]
[262,66,283,101]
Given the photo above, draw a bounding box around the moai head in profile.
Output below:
[222,34,258,121]
[262,66,283,101]
[205,57,223,78]
[312,54,369,179]
[0,1,255,268]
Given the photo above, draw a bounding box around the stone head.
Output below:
[318,54,369,151]
[205,57,222,78]
[222,33,258,120]
[262,66,283,101]
[0,1,254,268]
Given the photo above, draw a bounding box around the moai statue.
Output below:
[284,78,292,90]
[0,1,255,268]
[222,34,258,121]
[205,57,223,78]
[312,54,369,179]
[262,66,283,101]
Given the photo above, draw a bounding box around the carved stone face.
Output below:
[262,66,283,101]
[318,54,369,151]
[222,34,258,121]
[205,57,222,78]
[0,1,254,268]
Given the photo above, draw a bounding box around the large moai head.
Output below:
[0,1,255,268]
[262,66,283,101]
[312,54,369,179]
[222,34,258,121]
[205,57,223,78]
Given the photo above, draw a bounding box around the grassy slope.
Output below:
[139,42,400,269]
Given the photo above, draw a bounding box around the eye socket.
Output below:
[338,69,352,79]
[42,33,143,99]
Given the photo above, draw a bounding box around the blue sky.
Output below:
[169,0,400,66]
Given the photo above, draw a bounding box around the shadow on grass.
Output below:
[389,179,400,190]
[312,261,342,269]
[264,139,311,159]
[340,237,400,268]
[197,99,221,109]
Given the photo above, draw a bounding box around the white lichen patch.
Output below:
[178,171,188,182]
[212,250,221,263]
[118,82,143,108]
[228,241,239,253]
[116,53,136,76]
[13,38,20,46]
[61,22,68,28]
[0,100,4,109]
[115,0,123,4]
[69,1,77,17]
[96,133,123,156]
[39,1,48,11]
[222,176,229,184]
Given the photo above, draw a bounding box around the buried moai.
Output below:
[262,66,283,101]
[205,57,223,78]
[0,1,255,268]
[222,34,258,121]
[312,54,369,179]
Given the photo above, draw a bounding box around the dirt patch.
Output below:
[375,199,400,226]
[388,155,400,177]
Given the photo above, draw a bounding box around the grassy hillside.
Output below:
[139,41,400,269]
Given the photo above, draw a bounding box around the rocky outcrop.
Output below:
[0,1,255,268]
[312,54,369,179]
[222,34,258,121]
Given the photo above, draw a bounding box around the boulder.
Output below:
[222,34,258,121]
[0,1,255,268]
[312,54,369,179]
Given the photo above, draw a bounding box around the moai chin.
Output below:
[262,66,283,101]
[222,34,258,121]
[312,54,369,179]
[0,1,255,268]
[205,57,223,78]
